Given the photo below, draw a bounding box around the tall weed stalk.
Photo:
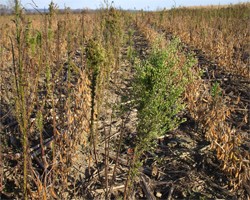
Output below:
[124,38,196,198]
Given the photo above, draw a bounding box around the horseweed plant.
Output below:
[125,38,197,196]
[135,38,196,142]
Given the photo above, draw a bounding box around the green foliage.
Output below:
[127,45,137,63]
[85,38,106,163]
[36,110,43,133]
[28,31,42,55]
[127,38,197,192]
[86,38,105,74]
[127,29,137,62]
[14,0,21,17]
[134,38,196,141]
[102,7,123,44]
[48,1,58,28]
[100,7,124,70]
[48,28,53,41]
[211,81,222,98]
[48,1,58,17]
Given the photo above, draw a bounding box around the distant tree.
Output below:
[6,0,15,11]
[0,0,14,15]
[0,4,8,15]
[0,0,20,14]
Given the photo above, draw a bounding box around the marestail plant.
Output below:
[85,38,106,163]
[124,38,197,198]
[134,38,196,141]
